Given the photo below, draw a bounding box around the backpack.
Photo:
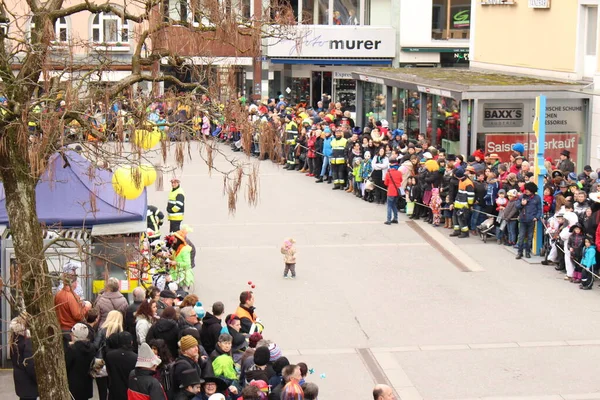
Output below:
[161,358,189,400]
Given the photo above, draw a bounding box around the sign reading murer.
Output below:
[266,26,396,58]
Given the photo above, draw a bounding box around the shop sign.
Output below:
[481,0,516,4]
[533,99,585,133]
[359,75,384,84]
[452,9,470,28]
[266,26,396,58]
[485,133,578,164]
[333,72,353,79]
[482,103,524,128]
[529,0,550,8]
[417,85,452,98]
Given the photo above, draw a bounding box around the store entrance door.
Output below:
[311,71,332,109]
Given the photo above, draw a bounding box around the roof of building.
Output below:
[351,67,589,100]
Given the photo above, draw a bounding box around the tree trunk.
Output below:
[0,134,71,399]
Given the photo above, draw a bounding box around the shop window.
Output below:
[427,94,460,150]
[333,77,356,112]
[362,82,386,123]
[91,12,130,44]
[432,0,470,40]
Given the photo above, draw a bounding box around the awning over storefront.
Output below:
[271,58,392,65]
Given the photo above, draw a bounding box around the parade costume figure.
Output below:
[430,187,442,226]
[166,231,194,288]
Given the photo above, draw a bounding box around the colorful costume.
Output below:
[430,187,442,226]
[169,231,194,287]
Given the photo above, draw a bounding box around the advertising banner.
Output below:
[266,26,396,58]
[485,133,578,164]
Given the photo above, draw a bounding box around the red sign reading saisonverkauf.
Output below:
[485,133,578,165]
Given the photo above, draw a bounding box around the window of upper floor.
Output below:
[432,0,470,40]
[162,0,255,27]
[29,17,71,45]
[91,11,131,46]
[271,0,373,25]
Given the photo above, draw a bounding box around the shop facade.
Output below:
[265,25,396,111]
[353,68,592,168]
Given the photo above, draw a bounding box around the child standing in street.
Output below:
[580,235,596,290]
[281,238,297,279]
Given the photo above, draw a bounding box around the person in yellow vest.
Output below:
[167,178,185,233]
[449,169,475,238]
[284,115,298,170]
[234,291,263,334]
[330,129,348,190]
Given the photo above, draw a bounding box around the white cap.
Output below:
[422,152,433,160]
[380,119,389,128]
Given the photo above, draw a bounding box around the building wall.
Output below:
[472,2,579,75]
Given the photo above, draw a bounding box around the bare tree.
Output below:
[0,0,295,397]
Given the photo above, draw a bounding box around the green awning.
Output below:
[401,47,468,53]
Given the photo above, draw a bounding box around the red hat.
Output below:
[472,150,485,160]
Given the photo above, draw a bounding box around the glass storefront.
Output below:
[333,76,356,112]
[289,77,311,105]
[427,93,461,150]
[362,82,386,122]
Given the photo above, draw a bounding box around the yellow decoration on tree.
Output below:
[138,164,157,187]
[133,129,161,150]
[112,167,144,200]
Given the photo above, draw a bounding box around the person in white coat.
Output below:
[135,300,157,349]
[371,147,389,205]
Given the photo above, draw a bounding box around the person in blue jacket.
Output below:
[315,127,333,183]
[580,236,596,290]
[515,182,543,260]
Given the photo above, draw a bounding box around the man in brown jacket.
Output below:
[54,278,84,331]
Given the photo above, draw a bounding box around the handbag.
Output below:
[406,201,415,215]
[89,357,108,378]
[422,189,432,206]
[365,178,375,191]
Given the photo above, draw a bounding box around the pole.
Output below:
[252,0,263,101]
[446,0,452,40]
[532,95,547,255]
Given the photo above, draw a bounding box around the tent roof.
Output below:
[0,150,147,228]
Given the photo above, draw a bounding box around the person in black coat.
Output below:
[146,306,180,359]
[200,302,225,355]
[10,315,38,400]
[105,332,137,400]
[124,286,146,351]
[65,323,97,400]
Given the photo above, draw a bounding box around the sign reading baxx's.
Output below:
[482,103,524,128]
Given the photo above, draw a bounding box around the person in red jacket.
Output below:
[384,158,403,225]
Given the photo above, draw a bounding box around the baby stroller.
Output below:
[477,217,496,243]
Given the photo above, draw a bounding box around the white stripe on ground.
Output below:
[417,221,486,272]
[187,221,405,227]
[288,340,600,356]
[199,243,429,250]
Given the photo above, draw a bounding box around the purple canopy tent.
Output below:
[0,150,147,227]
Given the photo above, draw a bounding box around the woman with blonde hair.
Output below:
[93,310,124,400]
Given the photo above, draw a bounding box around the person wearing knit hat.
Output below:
[179,335,199,353]
[127,343,164,399]
[244,346,271,385]
[515,181,542,260]
[66,323,97,400]
[268,342,283,362]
